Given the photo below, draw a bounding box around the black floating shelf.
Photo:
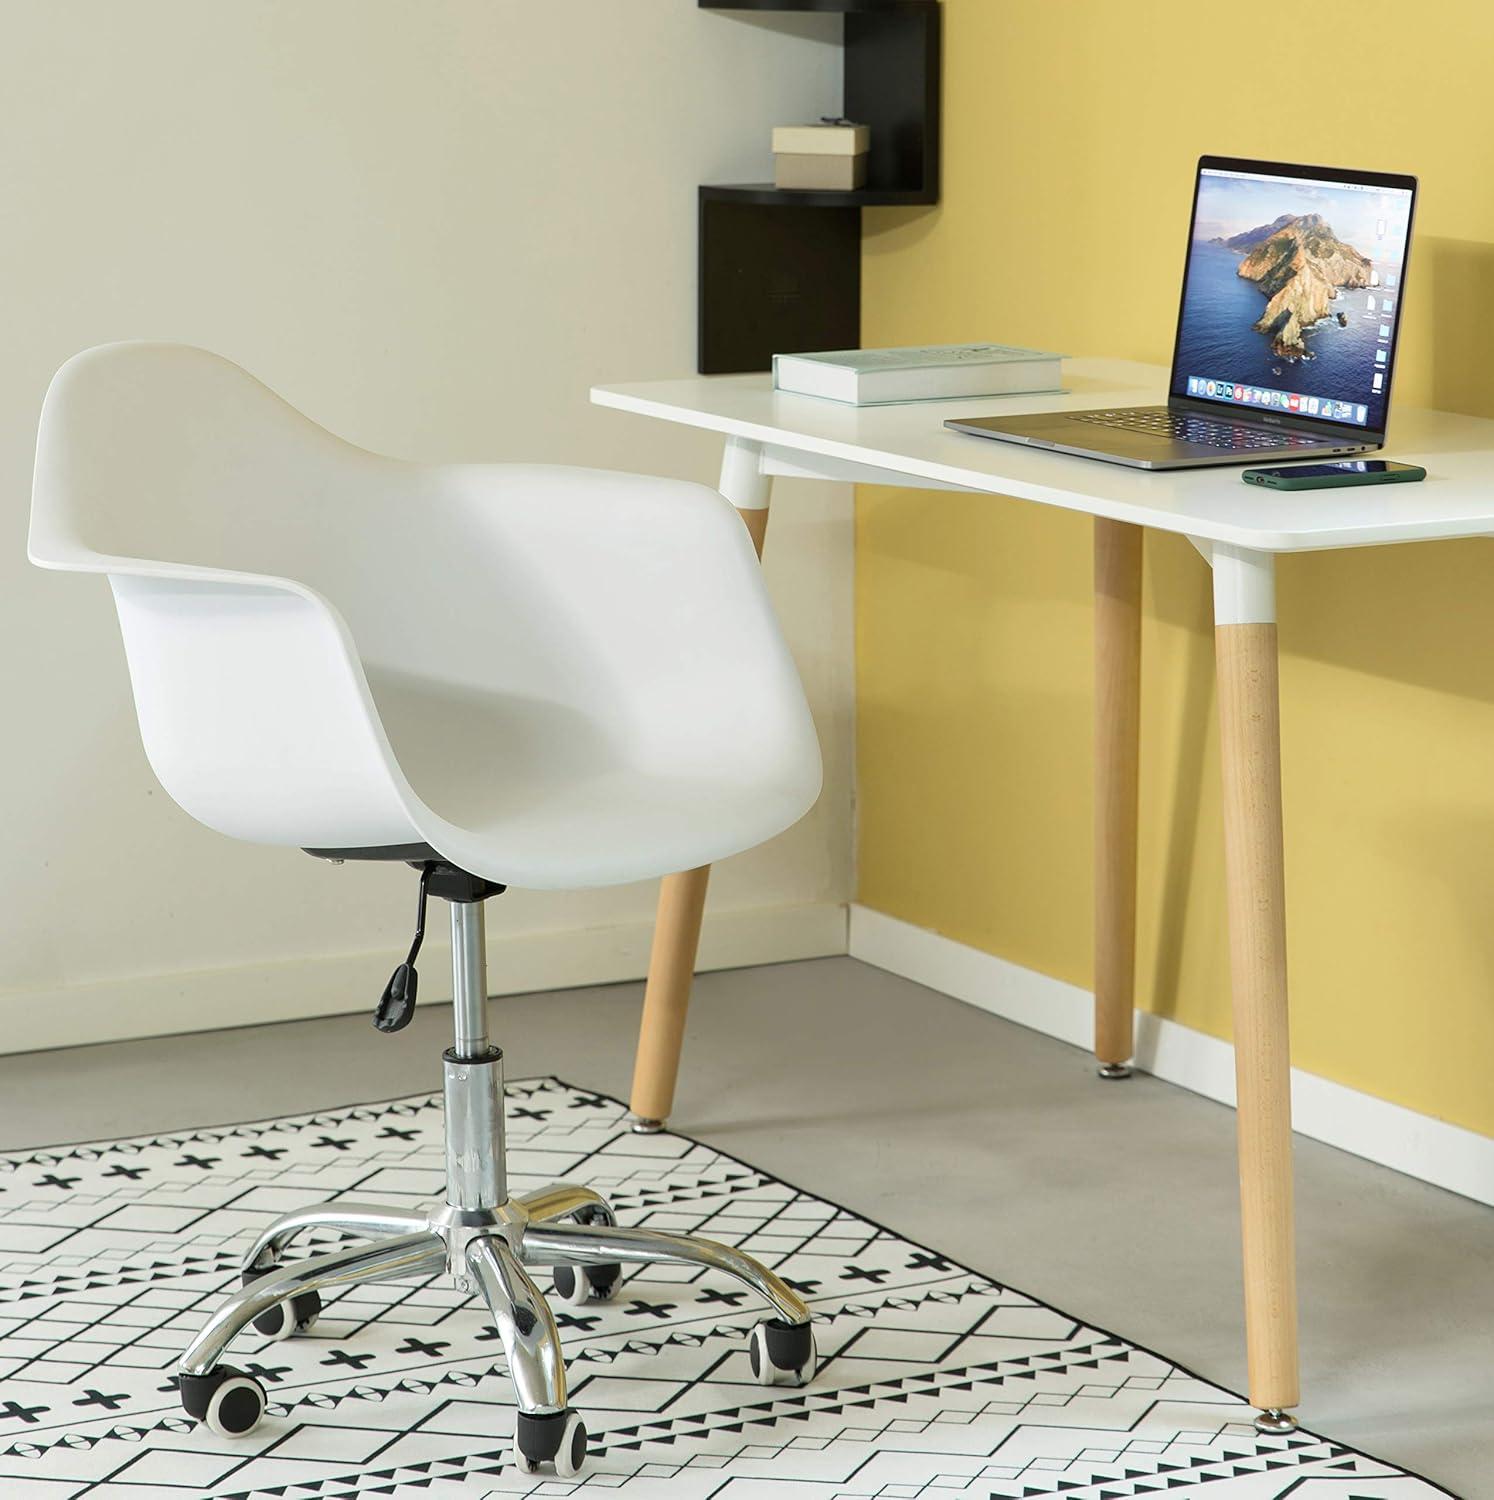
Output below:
[697,0,940,374]
[701,182,936,209]
[700,1,929,13]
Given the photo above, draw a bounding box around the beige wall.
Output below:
[0,1,852,1049]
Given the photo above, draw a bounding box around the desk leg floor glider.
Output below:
[629,437,773,1134]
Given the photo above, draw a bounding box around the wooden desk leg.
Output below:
[628,437,772,1133]
[1093,518,1142,1079]
[1210,543,1300,1432]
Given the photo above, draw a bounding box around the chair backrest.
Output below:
[30,344,821,875]
[31,343,570,692]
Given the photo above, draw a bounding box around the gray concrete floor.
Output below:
[1,956,1488,1495]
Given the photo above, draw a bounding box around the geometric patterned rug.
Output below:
[0,1078,1457,1498]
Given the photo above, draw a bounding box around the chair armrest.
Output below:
[107,566,418,849]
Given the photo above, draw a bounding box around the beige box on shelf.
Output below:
[771,121,870,192]
[774,152,868,191]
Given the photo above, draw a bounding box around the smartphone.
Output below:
[1242,459,1426,490]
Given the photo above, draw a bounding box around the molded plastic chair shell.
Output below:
[29,343,821,888]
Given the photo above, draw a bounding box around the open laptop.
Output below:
[945,156,1418,469]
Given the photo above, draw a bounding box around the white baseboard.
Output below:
[848,903,1494,1209]
[1,900,848,1057]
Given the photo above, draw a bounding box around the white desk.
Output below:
[591,357,1494,1431]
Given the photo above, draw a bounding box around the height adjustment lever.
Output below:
[375,863,434,1033]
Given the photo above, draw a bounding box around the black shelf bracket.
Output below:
[697,0,940,374]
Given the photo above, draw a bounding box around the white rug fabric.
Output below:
[0,1077,1456,1498]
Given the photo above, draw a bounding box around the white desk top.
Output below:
[593,359,1494,553]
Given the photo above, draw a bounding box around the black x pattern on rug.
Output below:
[0,1078,1458,1497]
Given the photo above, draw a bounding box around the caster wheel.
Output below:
[514,1408,587,1477]
[241,1266,322,1339]
[748,1318,815,1387]
[178,1365,267,1437]
[552,1261,621,1306]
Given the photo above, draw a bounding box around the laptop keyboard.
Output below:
[1066,407,1331,451]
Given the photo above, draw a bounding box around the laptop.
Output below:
[945,156,1418,470]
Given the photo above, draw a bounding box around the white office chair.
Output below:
[29,342,823,1477]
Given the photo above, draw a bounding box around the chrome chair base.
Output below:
[173,903,814,1478]
[177,1180,813,1473]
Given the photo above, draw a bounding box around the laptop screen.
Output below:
[1169,158,1416,435]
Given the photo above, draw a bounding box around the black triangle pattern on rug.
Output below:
[0,1078,1457,1497]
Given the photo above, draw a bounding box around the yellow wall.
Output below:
[857,0,1494,1136]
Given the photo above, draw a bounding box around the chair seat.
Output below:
[366,669,815,889]
[430,769,799,889]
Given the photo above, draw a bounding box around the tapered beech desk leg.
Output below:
[629,437,772,1133]
[1210,543,1299,1433]
[1093,518,1142,1079]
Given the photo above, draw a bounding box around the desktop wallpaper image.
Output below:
[1174,170,1413,428]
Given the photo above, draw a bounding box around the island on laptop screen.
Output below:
[1176,165,1413,430]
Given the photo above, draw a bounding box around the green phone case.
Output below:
[1241,464,1426,490]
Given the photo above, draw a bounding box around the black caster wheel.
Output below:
[552,1261,621,1307]
[514,1408,587,1478]
[178,1365,267,1437]
[241,1265,322,1339]
[748,1318,816,1387]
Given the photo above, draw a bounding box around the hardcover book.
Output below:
[772,343,1064,406]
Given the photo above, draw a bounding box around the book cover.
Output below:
[772,344,1065,405]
